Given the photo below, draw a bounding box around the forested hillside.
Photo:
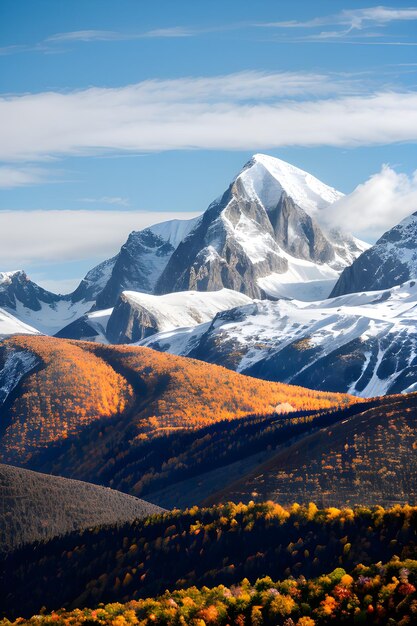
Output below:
[4,558,417,626]
[206,392,417,509]
[0,336,133,463]
[3,502,417,619]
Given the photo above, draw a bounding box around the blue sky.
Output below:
[1,1,417,292]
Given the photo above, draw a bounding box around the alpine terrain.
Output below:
[0,155,368,340]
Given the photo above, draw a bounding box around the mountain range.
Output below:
[0,154,367,338]
[1,153,417,399]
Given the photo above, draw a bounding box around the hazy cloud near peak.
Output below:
[325,165,417,240]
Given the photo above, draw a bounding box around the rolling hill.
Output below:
[204,392,417,509]
[0,463,163,553]
[0,335,352,495]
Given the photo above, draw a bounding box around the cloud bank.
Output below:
[0,72,417,165]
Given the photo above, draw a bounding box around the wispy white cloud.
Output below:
[0,166,52,188]
[0,72,416,163]
[265,6,417,30]
[46,30,127,43]
[46,26,194,43]
[260,6,417,43]
[2,9,417,55]
[0,210,200,267]
[0,25,198,56]
[79,196,131,207]
[325,165,417,240]
[141,26,195,38]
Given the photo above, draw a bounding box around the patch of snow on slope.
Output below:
[222,210,280,264]
[79,256,117,295]
[12,299,94,336]
[85,308,113,343]
[0,271,24,286]
[258,250,340,300]
[0,308,40,338]
[150,216,201,249]
[0,349,39,406]
[125,289,252,333]
[138,322,211,355]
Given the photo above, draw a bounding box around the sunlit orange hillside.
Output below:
[0,335,134,463]
[84,342,356,434]
[0,335,357,473]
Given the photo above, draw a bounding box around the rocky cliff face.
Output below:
[156,183,287,298]
[70,256,117,304]
[267,192,335,264]
[94,229,175,309]
[106,293,157,343]
[331,212,417,297]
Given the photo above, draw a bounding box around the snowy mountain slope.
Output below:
[140,280,417,396]
[106,288,252,344]
[331,211,417,297]
[238,153,343,216]
[0,271,93,336]
[0,308,40,338]
[0,271,60,310]
[0,347,39,406]
[156,154,367,299]
[240,155,367,264]
[57,288,252,344]
[55,307,113,343]
[149,216,201,248]
[11,298,94,336]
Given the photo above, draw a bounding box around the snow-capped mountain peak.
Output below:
[0,270,26,284]
[156,154,366,300]
[236,153,344,217]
